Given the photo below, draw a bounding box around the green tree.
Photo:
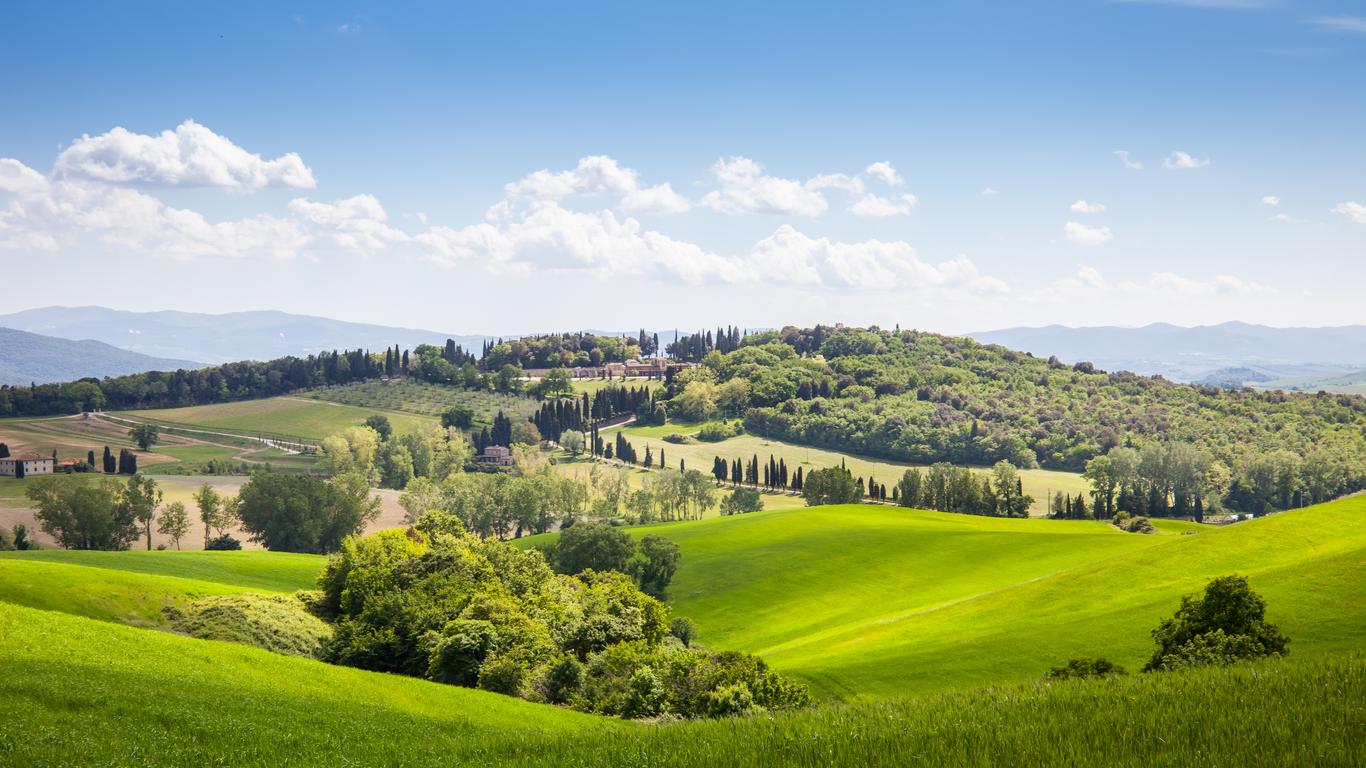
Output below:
[128,423,160,451]
[364,414,392,440]
[1145,575,1289,672]
[441,405,475,430]
[559,429,586,455]
[549,522,635,575]
[193,483,223,548]
[802,466,861,506]
[236,472,380,554]
[120,474,162,551]
[157,500,190,550]
[627,534,682,599]
[26,476,139,550]
[719,487,763,515]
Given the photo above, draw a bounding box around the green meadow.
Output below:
[521,495,1366,698]
[0,600,1358,767]
[113,396,435,442]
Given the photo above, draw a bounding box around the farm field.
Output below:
[568,377,663,395]
[611,423,1091,515]
[114,396,435,441]
[520,495,1366,699]
[301,379,539,426]
[0,599,1358,767]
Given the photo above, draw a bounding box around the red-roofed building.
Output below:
[0,454,54,477]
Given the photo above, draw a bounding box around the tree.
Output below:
[128,423,160,451]
[11,523,31,550]
[627,534,682,599]
[236,472,380,554]
[720,487,763,515]
[193,483,224,548]
[441,405,475,430]
[802,466,861,506]
[559,429,586,455]
[364,414,393,440]
[102,446,115,474]
[549,522,635,575]
[120,475,162,551]
[26,476,140,550]
[1145,575,1289,672]
[157,501,190,550]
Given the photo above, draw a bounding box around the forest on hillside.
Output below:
[658,326,1366,509]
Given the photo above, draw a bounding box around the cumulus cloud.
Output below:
[864,161,904,187]
[848,193,919,218]
[503,155,690,215]
[1113,150,1144,170]
[1070,199,1106,214]
[1163,150,1210,170]
[54,120,316,189]
[805,173,865,195]
[701,156,829,217]
[1261,195,1280,206]
[1064,221,1114,245]
[1332,201,1366,224]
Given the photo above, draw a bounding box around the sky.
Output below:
[1,1,1363,335]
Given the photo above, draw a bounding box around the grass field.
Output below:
[302,379,540,426]
[0,599,1358,767]
[568,377,664,395]
[522,495,1366,699]
[611,424,1090,516]
[114,396,436,442]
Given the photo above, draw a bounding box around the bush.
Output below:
[478,655,529,697]
[661,433,692,444]
[168,593,332,658]
[695,421,741,442]
[1112,511,1155,534]
[542,654,583,704]
[1046,657,1126,680]
[720,488,763,516]
[702,682,757,718]
[205,534,242,551]
[669,616,697,647]
[1145,575,1289,672]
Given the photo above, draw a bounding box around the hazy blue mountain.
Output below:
[968,322,1366,383]
[0,327,200,385]
[0,306,494,365]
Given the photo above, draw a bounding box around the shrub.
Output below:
[168,593,332,658]
[1112,511,1156,534]
[702,682,757,718]
[661,433,692,444]
[720,488,763,516]
[1046,657,1126,680]
[205,534,242,551]
[543,654,584,703]
[669,616,697,647]
[695,421,741,442]
[1145,575,1289,672]
[478,654,530,696]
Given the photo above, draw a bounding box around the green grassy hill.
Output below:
[524,496,1366,699]
[0,601,1358,767]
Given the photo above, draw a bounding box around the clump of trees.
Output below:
[719,488,763,515]
[540,522,682,599]
[801,466,862,506]
[895,460,1031,517]
[25,475,151,550]
[1145,575,1289,671]
[236,472,380,554]
[317,524,807,719]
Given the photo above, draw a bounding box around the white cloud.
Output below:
[503,155,691,215]
[1163,150,1210,170]
[864,161,904,187]
[848,193,919,218]
[748,225,1006,293]
[1070,199,1106,214]
[701,156,829,217]
[1332,201,1366,224]
[1142,272,1265,296]
[980,186,1000,196]
[1113,150,1144,170]
[805,173,865,195]
[1312,16,1366,34]
[54,120,316,190]
[1041,265,1266,304]
[1261,195,1280,206]
[1064,221,1114,245]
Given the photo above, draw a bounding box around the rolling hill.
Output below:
[969,321,1366,383]
[0,306,492,365]
[0,327,197,385]
[522,495,1366,699]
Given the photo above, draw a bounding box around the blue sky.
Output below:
[1,1,1363,333]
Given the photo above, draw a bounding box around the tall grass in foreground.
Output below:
[1,601,1359,767]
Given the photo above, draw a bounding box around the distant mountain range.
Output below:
[0,306,495,366]
[0,327,199,386]
[969,322,1366,386]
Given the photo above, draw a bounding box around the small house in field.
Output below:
[0,454,55,477]
[477,445,514,466]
